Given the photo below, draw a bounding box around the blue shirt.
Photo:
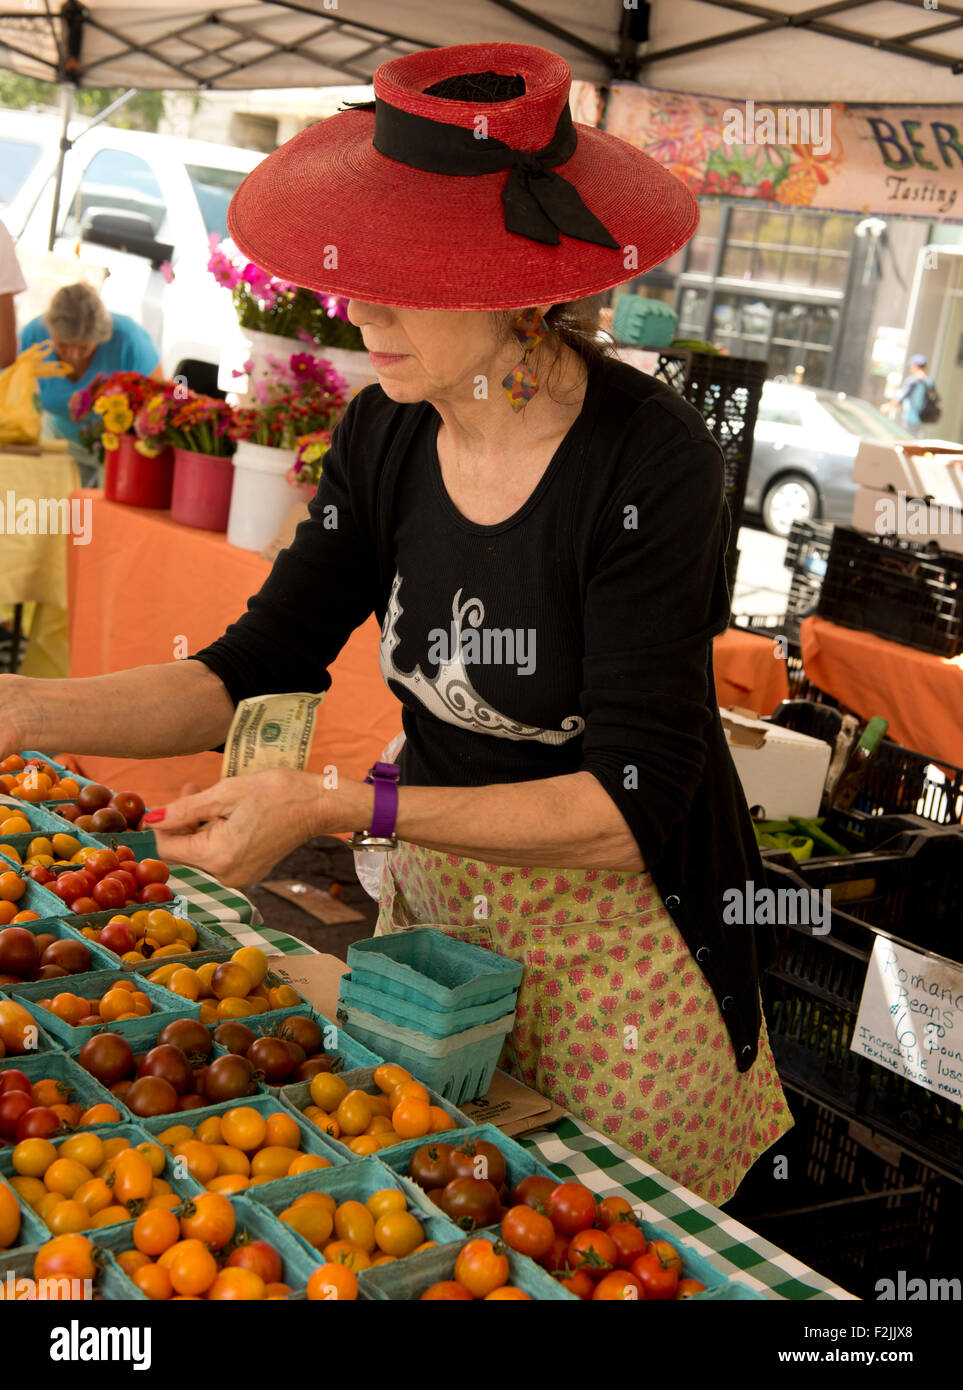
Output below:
[18,312,159,443]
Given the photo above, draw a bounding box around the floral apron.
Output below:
[375,843,794,1206]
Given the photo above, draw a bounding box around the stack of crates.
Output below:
[336,929,523,1106]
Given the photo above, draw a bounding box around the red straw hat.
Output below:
[227,42,698,311]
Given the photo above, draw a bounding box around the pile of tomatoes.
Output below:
[503,1179,706,1301]
[35,844,174,915]
[0,1066,123,1143]
[0,924,96,985]
[144,946,304,1024]
[9,1131,176,1235]
[0,756,89,805]
[279,1188,430,1268]
[33,978,159,1030]
[406,1137,511,1230]
[115,1192,293,1300]
[302,1061,455,1154]
[420,1238,532,1301]
[154,1104,332,1193]
[210,1012,337,1085]
[79,908,198,965]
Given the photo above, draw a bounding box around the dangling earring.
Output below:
[502,307,547,411]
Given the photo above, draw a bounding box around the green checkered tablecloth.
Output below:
[519,1115,857,1301]
[170,864,854,1303]
[169,864,317,956]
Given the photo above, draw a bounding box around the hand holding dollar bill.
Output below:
[221,692,325,778]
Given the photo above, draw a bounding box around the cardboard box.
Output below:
[852,439,963,503]
[723,707,831,819]
[851,484,963,557]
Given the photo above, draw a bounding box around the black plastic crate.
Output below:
[761,860,963,1174]
[817,526,963,658]
[784,570,823,646]
[723,1092,963,1299]
[769,699,963,826]
[784,518,834,580]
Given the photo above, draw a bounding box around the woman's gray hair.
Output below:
[46,283,113,346]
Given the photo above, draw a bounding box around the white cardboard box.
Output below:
[851,484,963,557]
[723,709,831,819]
[852,439,963,501]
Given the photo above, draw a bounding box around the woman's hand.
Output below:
[150,768,362,887]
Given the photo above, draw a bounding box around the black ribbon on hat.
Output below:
[342,97,618,249]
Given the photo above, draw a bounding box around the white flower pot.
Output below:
[318,346,378,396]
[227,440,301,552]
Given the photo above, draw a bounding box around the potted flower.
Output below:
[69,371,177,508]
[208,236,375,396]
[136,390,237,532]
[225,351,347,551]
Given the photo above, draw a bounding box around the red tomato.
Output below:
[0,1069,32,1095]
[676,1278,707,1299]
[85,849,119,878]
[630,1252,680,1300]
[104,870,138,900]
[545,1182,597,1236]
[225,1240,283,1285]
[647,1239,683,1276]
[608,1221,648,1268]
[92,878,127,911]
[500,1206,555,1260]
[51,872,88,904]
[510,1175,557,1210]
[15,1106,62,1141]
[593,1270,644,1301]
[69,897,99,916]
[135,859,170,887]
[558,1268,594,1299]
[538,1232,570,1275]
[137,883,174,905]
[114,846,136,863]
[0,1089,34,1138]
[567,1228,617,1280]
[97,922,136,956]
[597,1196,635,1228]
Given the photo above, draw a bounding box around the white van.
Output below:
[0,109,264,391]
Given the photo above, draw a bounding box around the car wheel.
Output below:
[762,475,819,537]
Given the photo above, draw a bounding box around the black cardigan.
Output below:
[192,357,775,1072]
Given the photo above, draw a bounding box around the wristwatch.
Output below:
[349,761,401,851]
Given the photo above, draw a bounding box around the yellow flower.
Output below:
[102,432,119,451]
[134,439,162,458]
[103,405,133,434]
[94,392,129,418]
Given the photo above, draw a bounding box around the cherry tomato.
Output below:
[454,1238,510,1298]
[15,1106,62,1141]
[558,1267,594,1299]
[448,1140,507,1190]
[114,846,136,864]
[0,1089,34,1139]
[510,1175,557,1210]
[676,1278,707,1299]
[567,1228,617,1280]
[135,859,170,887]
[593,1270,644,1300]
[408,1142,455,1191]
[0,1069,32,1095]
[86,849,119,877]
[501,1206,555,1260]
[420,1281,473,1301]
[630,1251,680,1300]
[608,1220,648,1268]
[597,1196,635,1228]
[92,878,127,911]
[545,1182,597,1236]
[137,884,174,905]
[440,1177,501,1231]
[647,1238,683,1276]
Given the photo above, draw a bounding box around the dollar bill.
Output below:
[221,692,325,778]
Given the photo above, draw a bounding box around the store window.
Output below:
[62,149,168,239]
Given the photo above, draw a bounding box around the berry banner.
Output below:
[601,83,963,222]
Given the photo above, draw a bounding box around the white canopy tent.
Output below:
[0,0,959,98]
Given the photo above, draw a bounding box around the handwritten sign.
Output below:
[851,936,963,1105]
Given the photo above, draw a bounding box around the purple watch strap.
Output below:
[366,761,400,839]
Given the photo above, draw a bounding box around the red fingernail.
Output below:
[142,809,166,823]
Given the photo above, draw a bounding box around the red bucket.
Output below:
[103,435,174,508]
[171,447,235,531]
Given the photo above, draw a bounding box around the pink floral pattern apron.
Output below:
[375,843,794,1205]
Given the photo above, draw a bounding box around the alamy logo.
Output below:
[427,623,536,676]
[722,100,832,157]
[723,881,831,933]
[876,1272,961,1300]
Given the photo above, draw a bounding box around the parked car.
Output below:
[0,108,264,391]
[745,381,916,536]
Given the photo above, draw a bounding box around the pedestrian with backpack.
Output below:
[883,353,941,436]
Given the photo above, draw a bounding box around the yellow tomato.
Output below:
[365,1189,407,1221]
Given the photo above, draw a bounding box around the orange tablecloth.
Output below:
[801,615,963,768]
[64,491,791,804]
[65,491,402,805]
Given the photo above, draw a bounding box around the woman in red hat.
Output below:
[2,43,792,1202]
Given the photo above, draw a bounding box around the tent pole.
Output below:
[47,83,74,254]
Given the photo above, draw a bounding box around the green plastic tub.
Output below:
[8,966,201,1047]
[362,1230,578,1301]
[347,929,523,1011]
[336,1000,515,1105]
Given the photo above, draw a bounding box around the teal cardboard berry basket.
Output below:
[347,928,523,1011]
[208,1006,382,1095]
[0,1172,51,1250]
[7,966,201,1047]
[0,1049,131,1137]
[380,1121,557,1216]
[0,1235,139,1301]
[362,1229,578,1301]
